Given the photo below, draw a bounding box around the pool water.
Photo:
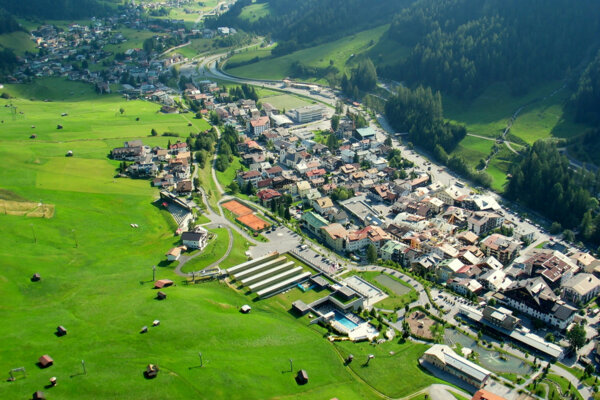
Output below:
[334,311,359,330]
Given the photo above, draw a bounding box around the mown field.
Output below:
[226,24,408,83]
[0,78,393,400]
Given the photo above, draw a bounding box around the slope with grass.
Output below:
[0,30,36,55]
[226,24,408,83]
[0,80,387,400]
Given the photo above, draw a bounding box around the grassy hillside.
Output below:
[443,80,592,191]
[238,2,271,22]
[0,79,388,400]
[0,31,36,55]
[226,24,408,83]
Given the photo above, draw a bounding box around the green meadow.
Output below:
[444,80,591,190]
[226,24,408,83]
[238,2,271,22]
[0,78,440,399]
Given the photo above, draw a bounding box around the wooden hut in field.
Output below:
[295,370,308,385]
[56,326,67,336]
[154,279,173,289]
[31,273,41,282]
[156,291,167,300]
[38,355,53,368]
[32,391,46,400]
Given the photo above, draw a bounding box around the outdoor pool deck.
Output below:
[316,304,379,341]
[343,275,387,307]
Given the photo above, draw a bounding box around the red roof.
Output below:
[154,279,173,289]
[257,189,282,201]
[250,116,269,128]
[472,389,506,400]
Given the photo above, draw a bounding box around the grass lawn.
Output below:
[334,339,446,398]
[180,228,229,273]
[238,2,271,22]
[216,155,243,192]
[197,160,221,211]
[451,393,471,400]
[527,382,548,398]
[351,271,418,310]
[452,136,495,165]
[546,374,583,400]
[218,228,252,270]
[0,82,388,400]
[227,24,396,83]
[0,31,36,55]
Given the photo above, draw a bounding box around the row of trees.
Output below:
[505,141,600,245]
[381,0,600,98]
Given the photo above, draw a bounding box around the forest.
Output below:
[381,0,600,97]
[505,141,600,245]
[570,50,600,126]
[0,0,117,19]
[384,85,466,153]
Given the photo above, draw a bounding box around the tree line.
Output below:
[569,50,600,126]
[505,141,600,246]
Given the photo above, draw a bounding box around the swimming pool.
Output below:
[333,311,359,330]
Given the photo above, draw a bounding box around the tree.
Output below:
[366,244,377,263]
[326,133,339,152]
[119,107,125,115]
[384,137,392,146]
[544,333,555,343]
[566,323,586,352]
[550,222,562,234]
[151,128,158,136]
[563,229,576,243]
[227,181,240,194]
[331,114,340,131]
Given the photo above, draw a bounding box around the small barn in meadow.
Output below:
[38,355,53,368]
[154,279,173,289]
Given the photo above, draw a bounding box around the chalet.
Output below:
[257,189,282,206]
[176,180,193,194]
[111,146,145,161]
[499,277,577,329]
[181,228,208,250]
[169,141,188,154]
[237,170,262,187]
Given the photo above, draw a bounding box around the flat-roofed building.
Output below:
[291,105,324,123]
[421,344,491,388]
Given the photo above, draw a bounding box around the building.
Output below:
[467,212,504,235]
[480,234,520,264]
[166,245,187,261]
[301,211,329,237]
[499,277,576,329]
[320,223,348,252]
[562,273,600,305]
[291,105,324,123]
[353,127,377,141]
[257,189,282,206]
[421,344,491,388]
[181,227,209,250]
[472,389,507,400]
[248,116,270,136]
